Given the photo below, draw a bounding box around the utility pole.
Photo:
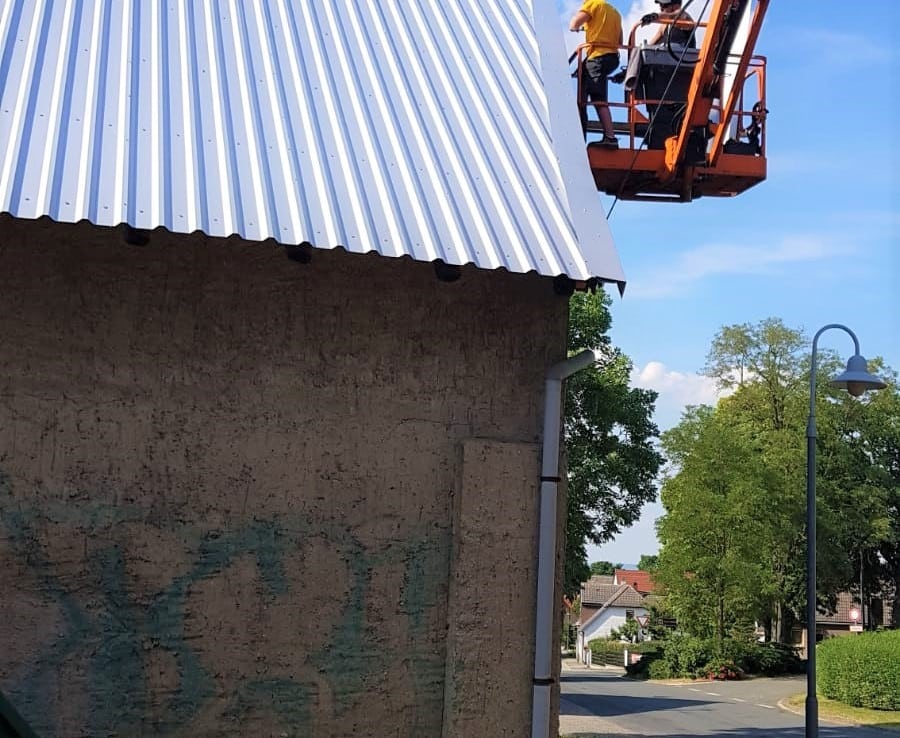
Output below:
[860,550,865,631]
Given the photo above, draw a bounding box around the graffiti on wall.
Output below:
[0,471,450,736]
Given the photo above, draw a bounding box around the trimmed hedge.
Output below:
[588,640,627,653]
[818,630,900,711]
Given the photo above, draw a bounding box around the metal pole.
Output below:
[860,551,865,631]
[805,400,818,738]
[805,324,861,738]
[532,350,599,738]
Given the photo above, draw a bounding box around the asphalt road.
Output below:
[560,667,897,737]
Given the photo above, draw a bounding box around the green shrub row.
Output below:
[818,630,900,711]
[588,640,628,655]
[624,636,803,681]
[588,639,658,657]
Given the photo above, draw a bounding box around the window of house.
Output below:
[626,610,634,620]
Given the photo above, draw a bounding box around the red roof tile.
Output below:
[614,569,656,594]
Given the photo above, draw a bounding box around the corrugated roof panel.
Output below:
[0,0,624,286]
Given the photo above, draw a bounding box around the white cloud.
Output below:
[587,357,724,562]
[633,360,721,404]
[624,235,845,299]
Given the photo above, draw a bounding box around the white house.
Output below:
[576,577,648,662]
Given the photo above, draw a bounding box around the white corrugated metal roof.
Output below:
[0,0,623,286]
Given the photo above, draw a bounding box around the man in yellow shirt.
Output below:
[569,0,623,147]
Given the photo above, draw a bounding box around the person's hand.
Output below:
[640,12,659,25]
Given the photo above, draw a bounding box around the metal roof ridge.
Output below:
[0,0,625,288]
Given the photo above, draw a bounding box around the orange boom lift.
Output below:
[574,0,770,202]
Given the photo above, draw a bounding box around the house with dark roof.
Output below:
[817,591,895,635]
[791,590,896,658]
[576,577,649,660]
[0,2,623,737]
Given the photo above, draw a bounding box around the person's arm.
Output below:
[648,8,685,45]
[569,10,591,31]
[640,10,663,44]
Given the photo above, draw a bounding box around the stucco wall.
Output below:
[580,607,648,644]
[0,216,568,738]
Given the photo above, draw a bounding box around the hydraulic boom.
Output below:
[576,0,770,202]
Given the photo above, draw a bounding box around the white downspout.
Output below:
[532,349,600,738]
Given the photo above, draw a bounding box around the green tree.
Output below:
[563,290,663,597]
[657,404,779,643]
[701,319,826,640]
[590,560,618,576]
[660,318,897,641]
[819,363,900,626]
[638,554,659,571]
[702,317,806,430]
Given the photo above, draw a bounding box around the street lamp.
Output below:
[806,324,886,738]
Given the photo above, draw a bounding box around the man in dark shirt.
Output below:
[643,0,697,48]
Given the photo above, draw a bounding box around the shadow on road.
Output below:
[562,691,712,717]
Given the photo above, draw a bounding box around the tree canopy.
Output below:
[589,561,618,576]
[656,318,899,639]
[563,291,663,597]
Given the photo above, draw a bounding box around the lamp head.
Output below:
[829,354,887,397]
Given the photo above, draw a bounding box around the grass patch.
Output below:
[784,693,900,731]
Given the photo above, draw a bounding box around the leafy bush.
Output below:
[716,639,803,676]
[647,658,672,679]
[701,657,743,681]
[619,618,640,641]
[818,631,900,710]
[743,642,804,676]
[661,634,717,678]
[625,636,802,681]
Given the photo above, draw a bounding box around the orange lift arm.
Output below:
[664,0,770,178]
[578,0,771,202]
[706,0,769,168]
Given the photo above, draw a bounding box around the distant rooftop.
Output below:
[614,569,656,594]
[818,591,894,627]
[581,580,646,608]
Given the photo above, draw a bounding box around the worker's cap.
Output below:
[654,0,681,4]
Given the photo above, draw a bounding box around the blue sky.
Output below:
[558,0,900,566]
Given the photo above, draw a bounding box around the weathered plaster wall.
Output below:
[0,216,567,738]
[580,607,648,644]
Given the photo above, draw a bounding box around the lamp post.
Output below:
[805,324,886,738]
